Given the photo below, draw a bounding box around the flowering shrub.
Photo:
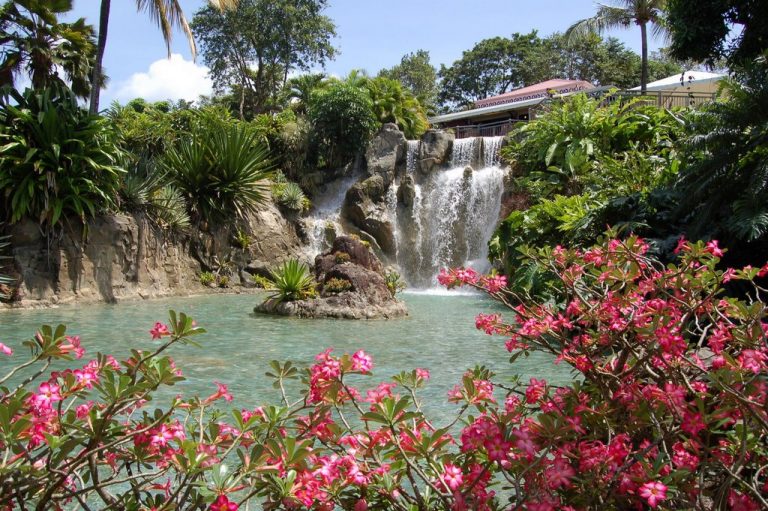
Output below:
[1,236,767,510]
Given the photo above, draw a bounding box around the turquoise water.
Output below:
[0,292,573,420]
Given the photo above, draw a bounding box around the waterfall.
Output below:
[395,136,506,288]
[406,140,420,174]
[450,137,480,168]
[303,174,359,256]
[482,136,504,168]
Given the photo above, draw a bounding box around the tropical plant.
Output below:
[323,276,351,293]
[384,269,406,296]
[274,182,309,212]
[149,185,190,231]
[364,77,428,139]
[308,81,378,169]
[671,64,768,250]
[89,0,238,113]
[251,273,271,288]
[199,270,216,286]
[233,227,250,249]
[0,229,13,299]
[0,0,97,98]
[0,85,124,231]
[565,0,667,92]
[378,49,438,114]
[282,72,327,114]
[162,123,272,224]
[266,258,315,302]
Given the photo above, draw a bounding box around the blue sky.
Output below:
[67,0,666,105]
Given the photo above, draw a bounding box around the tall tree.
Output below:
[437,32,541,111]
[88,0,238,114]
[666,0,768,69]
[0,0,96,98]
[565,0,667,93]
[191,0,336,119]
[378,50,438,114]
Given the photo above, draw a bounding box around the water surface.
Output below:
[0,292,573,420]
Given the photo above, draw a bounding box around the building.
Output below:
[429,79,596,138]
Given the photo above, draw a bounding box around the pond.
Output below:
[0,291,574,421]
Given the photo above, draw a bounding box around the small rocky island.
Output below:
[254,236,408,319]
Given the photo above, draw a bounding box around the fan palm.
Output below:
[88,0,239,114]
[565,1,667,93]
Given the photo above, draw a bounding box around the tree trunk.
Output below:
[640,21,648,94]
[88,0,111,115]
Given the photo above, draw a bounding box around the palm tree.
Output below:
[88,0,238,114]
[565,1,667,93]
[0,0,97,99]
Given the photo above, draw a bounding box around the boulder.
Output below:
[255,235,407,320]
[418,129,454,175]
[341,176,396,256]
[365,123,406,185]
[397,175,416,208]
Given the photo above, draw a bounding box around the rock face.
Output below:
[365,123,406,184]
[4,202,302,308]
[418,129,454,175]
[254,236,407,320]
[341,175,396,257]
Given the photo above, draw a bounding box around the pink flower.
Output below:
[351,350,373,373]
[525,378,547,404]
[0,342,12,356]
[59,335,85,358]
[705,240,724,258]
[415,368,430,381]
[639,481,667,508]
[149,322,170,340]
[481,274,507,293]
[33,382,62,410]
[209,495,238,511]
[441,463,463,491]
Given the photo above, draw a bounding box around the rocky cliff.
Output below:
[2,202,302,308]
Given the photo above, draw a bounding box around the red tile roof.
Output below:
[474,79,595,108]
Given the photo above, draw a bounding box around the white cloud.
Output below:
[112,54,213,103]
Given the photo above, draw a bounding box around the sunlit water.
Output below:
[0,293,574,421]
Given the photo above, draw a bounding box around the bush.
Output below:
[323,277,352,293]
[333,251,351,264]
[308,82,378,169]
[199,271,216,286]
[251,274,271,288]
[2,240,767,509]
[364,76,429,139]
[163,123,273,225]
[385,269,406,296]
[274,182,310,212]
[267,258,316,302]
[233,228,251,249]
[0,85,124,231]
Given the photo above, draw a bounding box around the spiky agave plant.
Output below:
[163,123,272,225]
[267,259,315,302]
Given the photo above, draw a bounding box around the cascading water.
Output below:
[395,136,506,288]
[303,174,359,256]
[406,140,420,174]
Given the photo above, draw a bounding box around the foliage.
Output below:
[323,276,351,293]
[149,185,191,231]
[384,269,406,296]
[437,30,682,112]
[267,258,315,302]
[525,33,681,89]
[199,271,216,286]
[333,251,350,264]
[437,32,541,111]
[491,93,687,294]
[378,49,438,114]
[670,63,768,250]
[0,0,96,98]
[307,81,378,169]
[162,123,272,224]
[565,0,667,91]
[364,77,428,139]
[273,181,310,212]
[282,72,327,115]
[233,227,251,249]
[191,0,336,117]
[108,101,234,158]
[251,273,271,288]
[3,239,768,509]
[0,85,123,231]
[666,0,768,69]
